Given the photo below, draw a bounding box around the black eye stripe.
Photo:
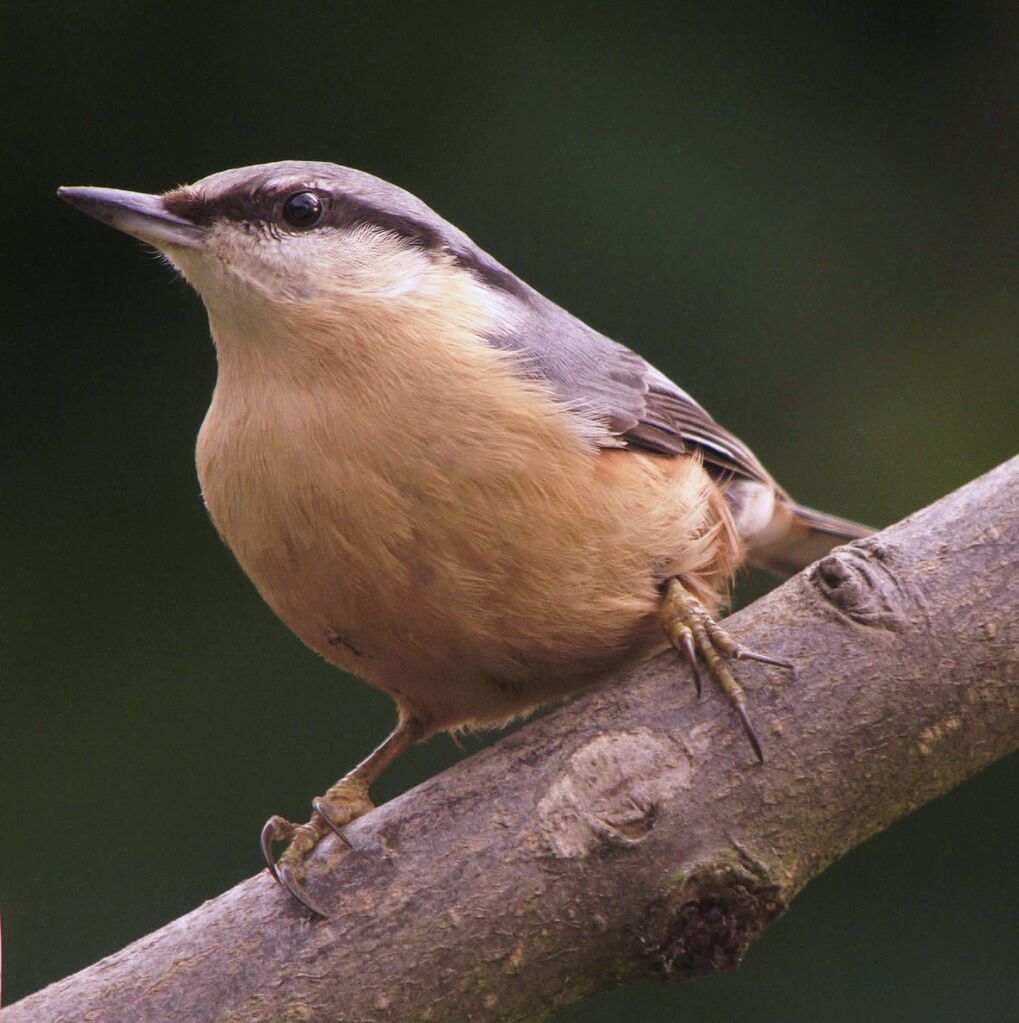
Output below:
[161,179,528,297]
[164,186,323,228]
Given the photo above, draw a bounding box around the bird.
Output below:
[58,162,870,916]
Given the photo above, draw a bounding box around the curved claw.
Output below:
[260,816,294,884]
[278,861,330,919]
[677,629,704,699]
[732,646,795,671]
[734,704,765,764]
[312,798,353,848]
[662,578,788,763]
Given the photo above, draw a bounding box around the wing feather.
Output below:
[487,292,773,487]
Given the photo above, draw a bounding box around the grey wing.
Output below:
[489,293,774,486]
[626,367,773,483]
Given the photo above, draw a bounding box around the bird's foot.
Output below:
[260,776,375,917]
[660,577,793,762]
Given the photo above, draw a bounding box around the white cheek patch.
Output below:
[187,222,436,305]
[163,217,513,366]
[369,269,425,299]
[315,225,434,299]
[167,223,321,302]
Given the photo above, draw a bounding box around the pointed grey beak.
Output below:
[57,186,206,250]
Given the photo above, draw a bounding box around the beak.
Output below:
[57,186,206,250]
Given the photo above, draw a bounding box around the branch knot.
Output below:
[811,539,906,630]
[643,867,786,980]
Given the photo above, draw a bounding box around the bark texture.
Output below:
[4,457,1019,1023]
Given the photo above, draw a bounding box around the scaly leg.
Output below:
[660,577,792,762]
[261,716,424,917]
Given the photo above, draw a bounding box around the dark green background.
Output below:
[2,3,1017,1018]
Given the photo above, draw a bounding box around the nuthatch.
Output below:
[59,162,869,915]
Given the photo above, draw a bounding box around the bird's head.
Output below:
[58,161,527,356]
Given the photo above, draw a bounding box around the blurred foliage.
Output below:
[2,2,1018,1018]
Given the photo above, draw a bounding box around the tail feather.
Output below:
[749,501,873,578]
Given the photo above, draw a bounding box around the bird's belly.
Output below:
[205,484,660,729]
[199,407,730,733]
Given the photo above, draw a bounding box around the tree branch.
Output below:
[5,457,1019,1023]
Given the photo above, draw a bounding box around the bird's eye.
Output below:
[281,191,324,229]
